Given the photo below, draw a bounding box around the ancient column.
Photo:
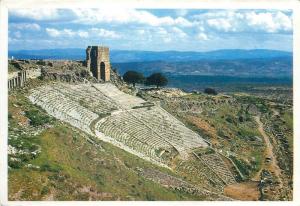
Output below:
[20,76,24,87]
[16,77,20,88]
[22,71,25,83]
[18,72,23,87]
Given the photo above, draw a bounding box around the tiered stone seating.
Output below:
[175,160,225,192]
[30,83,209,161]
[53,84,118,114]
[29,85,99,134]
[90,84,207,159]
[129,107,207,158]
[29,82,241,194]
[93,84,145,109]
[197,153,236,185]
[95,111,173,161]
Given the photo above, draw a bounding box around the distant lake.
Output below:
[166,75,293,92]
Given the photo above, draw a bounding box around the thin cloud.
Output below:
[172,27,188,38]
[46,27,120,39]
[196,33,209,41]
[11,9,60,21]
[10,23,41,31]
[46,28,61,37]
[90,28,121,39]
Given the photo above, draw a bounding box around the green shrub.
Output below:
[75,192,90,200]
[94,174,104,185]
[123,71,145,87]
[145,192,155,201]
[41,186,50,195]
[145,73,168,88]
[8,159,23,169]
[204,147,215,155]
[204,88,217,95]
[238,116,244,122]
[40,163,61,173]
[48,174,59,181]
[19,153,34,162]
[25,109,51,126]
[36,60,46,66]
[225,117,233,123]
[229,156,251,177]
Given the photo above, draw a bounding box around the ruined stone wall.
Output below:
[26,68,42,79]
[86,47,91,70]
[86,46,110,81]
[8,71,19,79]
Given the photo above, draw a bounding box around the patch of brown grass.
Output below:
[224,181,260,201]
[186,115,219,145]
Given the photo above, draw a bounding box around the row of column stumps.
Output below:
[8,70,27,90]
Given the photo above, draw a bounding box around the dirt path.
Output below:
[252,116,282,187]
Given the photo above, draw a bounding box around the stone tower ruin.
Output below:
[86,46,111,81]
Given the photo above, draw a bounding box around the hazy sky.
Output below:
[8,9,293,51]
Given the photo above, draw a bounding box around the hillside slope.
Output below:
[9,79,222,201]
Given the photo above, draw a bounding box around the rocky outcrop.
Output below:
[109,68,125,88]
[40,68,91,83]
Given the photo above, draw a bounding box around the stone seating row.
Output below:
[130,107,207,151]
[29,86,99,134]
[95,115,164,160]
[53,84,118,113]
[95,111,173,156]
[93,83,145,109]
[31,90,97,125]
[199,153,236,185]
[175,160,223,191]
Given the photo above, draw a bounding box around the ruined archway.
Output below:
[86,46,111,81]
[100,62,106,81]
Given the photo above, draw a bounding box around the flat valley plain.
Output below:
[7,60,293,201]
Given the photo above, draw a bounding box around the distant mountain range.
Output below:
[8,48,292,77]
[9,48,292,62]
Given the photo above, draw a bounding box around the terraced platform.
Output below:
[29,83,208,167]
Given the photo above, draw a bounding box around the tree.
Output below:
[145,73,168,88]
[204,88,217,95]
[123,71,145,87]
